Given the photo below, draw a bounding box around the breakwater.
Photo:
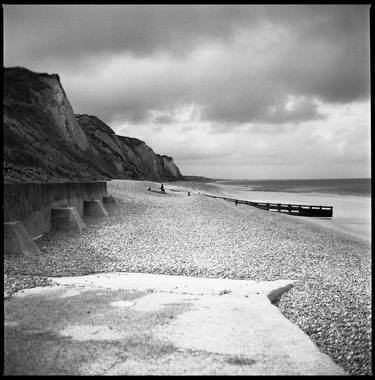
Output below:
[202,193,333,217]
[3,181,108,238]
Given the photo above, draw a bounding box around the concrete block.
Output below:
[4,181,107,238]
[103,196,120,209]
[51,207,86,232]
[103,196,119,206]
[84,200,108,217]
[102,196,123,211]
[4,221,42,256]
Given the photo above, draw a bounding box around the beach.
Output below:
[4,179,372,375]
[177,180,371,242]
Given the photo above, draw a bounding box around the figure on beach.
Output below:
[160,184,165,193]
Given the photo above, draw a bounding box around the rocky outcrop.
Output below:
[4,67,183,182]
[157,155,184,181]
[76,114,183,181]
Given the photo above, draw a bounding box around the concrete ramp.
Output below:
[51,272,294,302]
[4,273,346,375]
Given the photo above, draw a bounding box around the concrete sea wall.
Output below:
[3,181,108,238]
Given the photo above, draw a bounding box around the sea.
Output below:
[215,178,371,197]
[179,178,371,241]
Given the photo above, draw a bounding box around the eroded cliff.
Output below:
[75,114,183,181]
[3,67,183,182]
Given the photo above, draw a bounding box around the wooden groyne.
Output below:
[202,194,333,217]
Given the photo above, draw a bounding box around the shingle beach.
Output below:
[4,180,372,375]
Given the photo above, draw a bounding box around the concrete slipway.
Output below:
[4,272,346,375]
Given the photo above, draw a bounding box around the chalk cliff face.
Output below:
[3,67,183,182]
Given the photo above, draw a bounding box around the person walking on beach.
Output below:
[160,184,165,193]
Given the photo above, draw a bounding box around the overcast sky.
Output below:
[4,5,370,179]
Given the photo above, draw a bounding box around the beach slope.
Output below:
[4,180,371,375]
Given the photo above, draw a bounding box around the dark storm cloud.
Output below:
[4,4,370,126]
[5,5,368,61]
[4,5,260,60]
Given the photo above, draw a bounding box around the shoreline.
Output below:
[212,178,371,198]
[4,179,372,375]
[177,181,371,242]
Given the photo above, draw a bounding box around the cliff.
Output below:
[75,114,183,181]
[3,67,183,182]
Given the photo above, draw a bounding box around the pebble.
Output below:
[4,179,372,375]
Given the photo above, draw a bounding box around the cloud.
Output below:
[4,5,369,62]
[3,5,258,61]
[3,5,370,179]
[4,5,370,128]
[177,101,371,178]
[152,115,175,124]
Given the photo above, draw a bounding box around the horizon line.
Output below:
[184,176,371,181]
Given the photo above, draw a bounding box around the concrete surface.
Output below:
[4,181,107,238]
[4,272,346,375]
[4,221,42,256]
[102,196,120,206]
[84,200,108,217]
[102,196,121,211]
[51,207,86,232]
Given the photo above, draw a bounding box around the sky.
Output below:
[4,5,371,179]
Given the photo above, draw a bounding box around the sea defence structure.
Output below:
[4,221,42,256]
[3,181,108,240]
[203,194,333,217]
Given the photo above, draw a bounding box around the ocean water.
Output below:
[176,178,371,241]
[215,178,371,197]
